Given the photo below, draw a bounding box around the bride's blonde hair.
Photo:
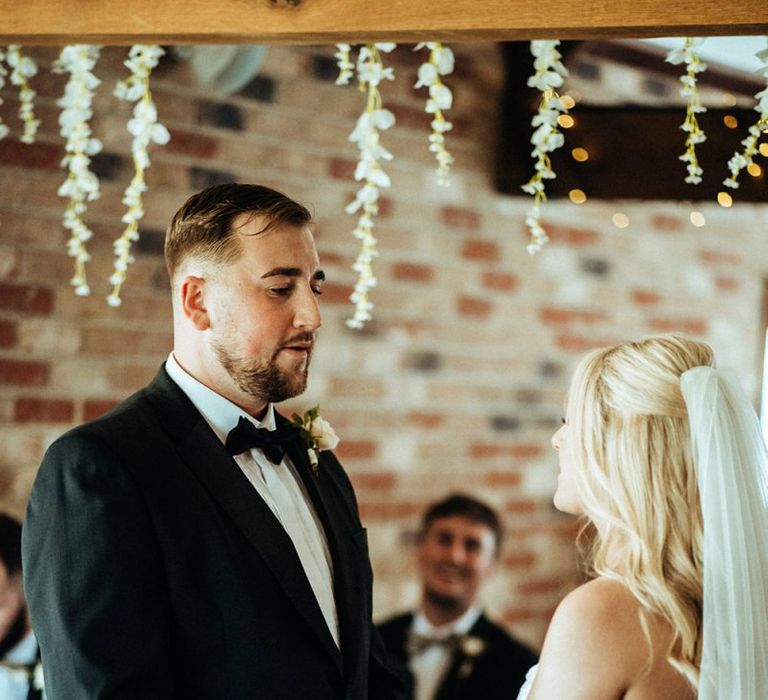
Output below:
[567,334,712,688]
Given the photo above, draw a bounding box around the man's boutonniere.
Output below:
[457,635,486,678]
[291,405,340,475]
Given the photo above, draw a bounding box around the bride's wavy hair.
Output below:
[567,334,712,689]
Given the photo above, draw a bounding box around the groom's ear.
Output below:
[179,275,210,331]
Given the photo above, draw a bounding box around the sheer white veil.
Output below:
[680,366,768,699]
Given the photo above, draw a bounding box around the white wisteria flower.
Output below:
[109,45,170,307]
[414,42,455,185]
[343,43,396,329]
[54,44,103,296]
[0,49,9,140]
[666,38,707,184]
[6,46,40,144]
[723,39,768,191]
[334,43,354,85]
[521,40,570,255]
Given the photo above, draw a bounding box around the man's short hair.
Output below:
[0,513,22,576]
[164,183,312,281]
[419,493,503,554]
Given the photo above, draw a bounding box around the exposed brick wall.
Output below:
[1,43,767,650]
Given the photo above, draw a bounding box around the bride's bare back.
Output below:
[527,577,696,700]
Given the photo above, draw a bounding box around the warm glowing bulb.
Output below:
[612,213,629,228]
[558,114,575,129]
[690,211,706,227]
[569,189,587,204]
[561,95,576,109]
[717,191,733,207]
[747,162,762,177]
[760,142,768,157]
[571,147,589,162]
[723,115,738,129]
[722,93,737,107]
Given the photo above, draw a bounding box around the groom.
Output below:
[22,183,404,699]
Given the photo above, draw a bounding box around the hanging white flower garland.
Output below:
[414,42,455,185]
[341,43,396,329]
[6,46,41,144]
[666,38,707,184]
[334,43,354,86]
[54,45,103,297]
[521,40,570,255]
[723,40,768,191]
[108,45,170,307]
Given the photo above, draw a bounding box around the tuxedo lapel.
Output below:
[144,368,342,667]
[283,430,367,674]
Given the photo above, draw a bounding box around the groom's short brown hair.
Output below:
[419,493,503,556]
[164,183,312,281]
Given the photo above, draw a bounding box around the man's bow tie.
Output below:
[225,416,295,464]
[407,631,463,655]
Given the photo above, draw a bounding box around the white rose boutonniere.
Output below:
[291,405,340,474]
[457,635,486,678]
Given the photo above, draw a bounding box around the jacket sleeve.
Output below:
[22,433,173,699]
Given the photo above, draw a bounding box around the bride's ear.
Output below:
[179,275,210,331]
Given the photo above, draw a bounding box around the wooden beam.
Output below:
[2,0,767,46]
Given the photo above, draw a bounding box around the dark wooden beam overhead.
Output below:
[1,0,767,45]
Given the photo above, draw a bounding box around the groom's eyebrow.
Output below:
[261,267,326,281]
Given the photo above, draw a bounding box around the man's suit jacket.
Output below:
[22,367,402,699]
[377,612,537,700]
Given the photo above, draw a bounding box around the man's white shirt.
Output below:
[165,353,339,647]
[0,630,40,700]
[409,606,482,700]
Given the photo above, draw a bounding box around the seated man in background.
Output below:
[0,513,43,700]
[378,493,536,700]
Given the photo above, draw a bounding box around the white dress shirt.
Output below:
[0,630,41,700]
[165,353,340,647]
[409,606,482,700]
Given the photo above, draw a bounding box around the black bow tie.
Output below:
[407,631,463,655]
[225,416,295,464]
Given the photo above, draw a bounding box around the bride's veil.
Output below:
[681,366,768,699]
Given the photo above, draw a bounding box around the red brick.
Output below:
[0,139,62,170]
[469,443,543,460]
[318,282,354,304]
[518,577,566,595]
[329,157,356,180]
[15,397,75,423]
[0,283,54,314]
[83,399,120,422]
[442,206,482,230]
[715,276,738,291]
[0,359,48,387]
[650,214,683,231]
[505,499,538,514]
[165,129,218,159]
[555,334,611,353]
[377,196,394,218]
[502,552,536,568]
[698,249,742,265]
[481,271,518,292]
[350,472,397,490]
[358,501,423,521]
[648,318,708,335]
[0,319,17,347]
[388,103,429,130]
[391,262,433,283]
[539,222,598,247]
[485,471,523,487]
[540,306,606,325]
[502,609,539,624]
[335,440,377,460]
[407,411,444,429]
[457,296,493,317]
[631,290,661,305]
[461,240,500,261]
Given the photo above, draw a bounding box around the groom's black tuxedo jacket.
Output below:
[22,367,403,700]
[377,612,536,700]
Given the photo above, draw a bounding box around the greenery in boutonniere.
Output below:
[290,406,340,474]
[457,635,486,678]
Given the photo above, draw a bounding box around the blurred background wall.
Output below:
[0,42,766,649]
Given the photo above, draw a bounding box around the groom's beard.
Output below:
[213,338,312,405]
[0,606,27,659]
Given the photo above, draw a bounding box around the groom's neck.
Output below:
[421,595,470,627]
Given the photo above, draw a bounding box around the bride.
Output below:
[518,334,768,699]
